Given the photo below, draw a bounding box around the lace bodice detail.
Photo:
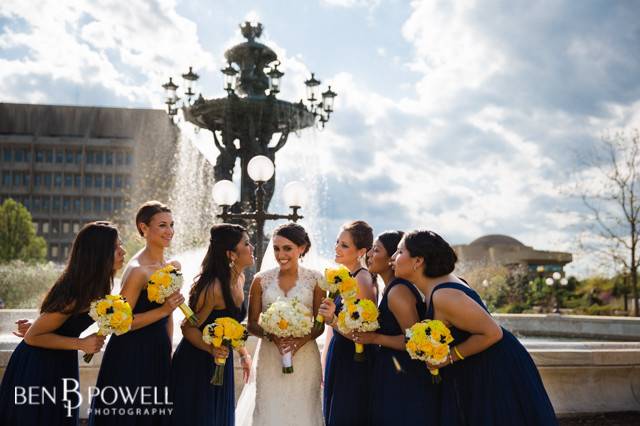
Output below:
[257,266,322,312]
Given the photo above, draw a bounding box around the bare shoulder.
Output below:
[355,268,373,285]
[121,264,152,288]
[168,259,182,270]
[388,283,418,302]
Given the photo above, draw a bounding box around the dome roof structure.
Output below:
[470,234,525,247]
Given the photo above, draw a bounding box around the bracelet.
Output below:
[240,354,251,361]
[448,352,454,365]
[453,346,465,360]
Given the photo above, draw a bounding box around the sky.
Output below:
[1,0,640,276]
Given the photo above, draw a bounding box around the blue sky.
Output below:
[2,0,640,276]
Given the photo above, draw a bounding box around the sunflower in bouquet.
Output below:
[202,317,249,386]
[315,266,358,328]
[85,294,133,362]
[147,264,198,325]
[336,298,379,362]
[259,297,313,374]
[405,319,454,383]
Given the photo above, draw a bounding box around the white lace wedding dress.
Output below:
[235,266,324,426]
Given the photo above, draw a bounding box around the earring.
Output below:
[229,259,236,269]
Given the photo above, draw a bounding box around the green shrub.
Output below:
[0,260,63,308]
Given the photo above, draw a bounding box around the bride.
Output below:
[238,223,325,426]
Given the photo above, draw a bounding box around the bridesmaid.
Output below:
[353,231,439,425]
[0,221,124,425]
[169,224,254,426]
[393,230,558,426]
[320,220,376,426]
[89,201,185,425]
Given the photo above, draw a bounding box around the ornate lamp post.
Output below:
[211,155,307,270]
[545,271,568,314]
[162,21,336,255]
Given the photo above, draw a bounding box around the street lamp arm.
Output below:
[269,129,289,154]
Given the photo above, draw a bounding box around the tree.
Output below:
[574,130,640,316]
[0,198,47,262]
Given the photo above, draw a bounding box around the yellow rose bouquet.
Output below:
[258,297,313,373]
[315,266,358,328]
[202,317,249,386]
[336,298,379,362]
[147,264,198,326]
[84,294,133,362]
[405,319,454,383]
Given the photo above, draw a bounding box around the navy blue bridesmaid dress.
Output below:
[89,289,171,426]
[0,312,93,426]
[371,278,439,426]
[426,282,558,426]
[323,268,375,426]
[168,302,247,426]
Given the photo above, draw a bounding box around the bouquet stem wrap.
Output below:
[179,303,198,326]
[281,351,294,374]
[83,330,103,363]
[211,344,229,386]
[354,342,365,362]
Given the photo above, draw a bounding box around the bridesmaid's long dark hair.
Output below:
[189,224,246,317]
[41,221,119,315]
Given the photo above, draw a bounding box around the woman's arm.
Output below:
[180,283,216,353]
[24,312,104,353]
[432,288,503,365]
[355,285,420,351]
[247,276,265,338]
[121,267,184,331]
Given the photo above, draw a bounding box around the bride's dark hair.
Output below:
[188,224,246,317]
[273,223,311,258]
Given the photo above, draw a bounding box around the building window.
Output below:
[115,175,123,189]
[45,149,53,163]
[55,149,64,164]
[63,221,70,234]
[54,173,62,187]
[52,196,61,212]
[105,174,112,188]
[33,196,41,211]
[51,244,59,258]
[44,173,52,188]
[95,175,102,188]
[34,173,42,187]
[106,151,113,165]
[35,150,44,162]
[63,244,70,259]
[124,175,131,188]
[86,151,94,164]
[23,197,31,209]
[125,152,132,165]
[104,197,112,212]
[114,197,122,211]
[85,174,92,188]
[116,151,124,165]
[64,174,72,188]
[14,149,24,162]
[34,221,40,234]
[93,197,102,212]
[2,148,11,162]
[66,151,74,164]
[75,151,82,164]
[13,173,22,186]
[42,196,50,212]
[42,221,50,234]
[2,171,10,186]
[83,198,92,212]
[73,222,80,234]
[23,174,30,187]
[51,220,60,234]
[74,174,81,188]
[95,151,104,164]
[73,198,80,212]
[63,197,71,212]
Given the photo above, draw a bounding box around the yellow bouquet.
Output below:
[85,294,133,362]
[147,264,198,326]
[315,266,358,328]
[405,319,454,382]
[259,297,313,373]
[202,317,248,386]
[336,298,379,361]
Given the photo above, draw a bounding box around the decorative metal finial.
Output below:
[240,21,263,41]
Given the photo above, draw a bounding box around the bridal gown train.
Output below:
[235,266,324,426]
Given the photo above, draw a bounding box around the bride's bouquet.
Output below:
[259,297,313,374]
[202,317,249,386]
[405,319,454,383]
[84,294,133,362]
[314,266,358,328]
[147,264,198,325]
[336,298,379,362]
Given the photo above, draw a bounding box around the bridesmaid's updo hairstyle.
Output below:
[377,230,404,257]
[274,223,311,258]
[404,230,457,278]
[41,221,119,315]
[189,223,247,317]
[341,220,374,251]
[135,200,171,236]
